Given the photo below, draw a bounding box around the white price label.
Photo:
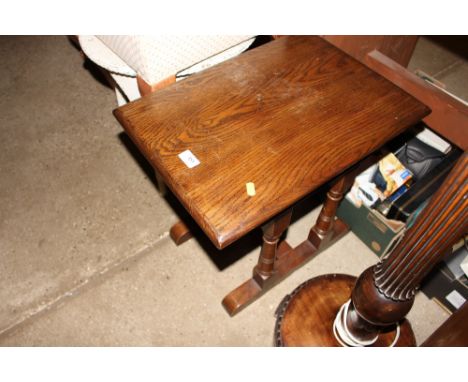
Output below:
[178,150,200,169]
[445,290,466,309]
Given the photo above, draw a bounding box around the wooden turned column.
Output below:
[222,174,353,316]
[253,209,293,287]
[308,177,348,247]
[222,208,294,315]
[308,172,359,251]
[276,153,467,346]
[345,153,467,344]
[308,154,381,247]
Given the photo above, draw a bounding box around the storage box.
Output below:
[337,196,405,257]
[384,147,461,222]
[420,243,468,314]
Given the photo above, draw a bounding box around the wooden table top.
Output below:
[114,36,430,249]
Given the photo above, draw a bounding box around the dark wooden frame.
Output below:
[274,36,468,345]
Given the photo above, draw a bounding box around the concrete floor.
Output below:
[0,36,464,346]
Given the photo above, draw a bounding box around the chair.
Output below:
[78,35,256,105]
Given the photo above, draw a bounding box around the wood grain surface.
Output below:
[365,50,468,151]
[275,274,416,346]
[422,302,468,346]
[114,36,430,249]
[323,35,419,67]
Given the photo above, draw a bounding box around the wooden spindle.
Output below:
[275,152,467,346]
[254,209,293,286]
[347,153,467,342]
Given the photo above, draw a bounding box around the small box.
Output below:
[337,196,405,257]
[384,147,461,222]
[372,152,413,200]
[421,260,468,314]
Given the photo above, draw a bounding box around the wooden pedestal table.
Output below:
[113,36,429,316]
[275,153,467,346]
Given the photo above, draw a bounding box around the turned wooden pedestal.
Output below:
[274,274,415,346]
[276,153,467,346]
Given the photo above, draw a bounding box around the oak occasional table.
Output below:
[113,36,429,316]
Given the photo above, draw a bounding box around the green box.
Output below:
[337,197,405,257]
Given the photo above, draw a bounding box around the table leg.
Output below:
[222,209,293,316]
[308,176,350,249]
[169,220,193,245]
[222,176,351,316]
[154,170,168,197]
[154,169,193,246]
[253,209,293,288]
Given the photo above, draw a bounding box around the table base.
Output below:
[222,218,349,316]
[274,274,416,346]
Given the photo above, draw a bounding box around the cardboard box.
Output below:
[420,244,468,314]
[384,147,461,222]
[337,196,405,257]
[421,265,468,314]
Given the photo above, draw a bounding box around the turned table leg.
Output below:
[253,209,293,288]
[308,176,349,249]
[222,173,354,316]
[222,209,294,315]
